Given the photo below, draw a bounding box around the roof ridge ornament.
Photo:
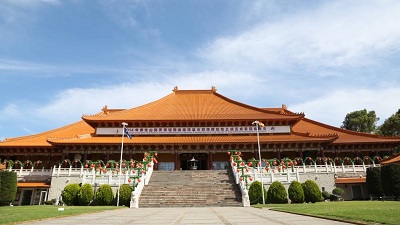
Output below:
[101,105,110,115]
[211,86,217,92]
[173,86,178,92]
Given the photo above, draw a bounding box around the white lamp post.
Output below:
[252,120,265,205]
[116,122,128,206]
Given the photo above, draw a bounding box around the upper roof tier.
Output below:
[82,87,304,123]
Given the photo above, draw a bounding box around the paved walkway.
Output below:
[20,207,352,225]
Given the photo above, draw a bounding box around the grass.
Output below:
[255,201,400,225]
[0,205,123,225]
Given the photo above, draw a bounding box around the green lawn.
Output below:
[256,201,400,225]
[0,205,122,225]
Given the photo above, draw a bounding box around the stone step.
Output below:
[139,170,242,207]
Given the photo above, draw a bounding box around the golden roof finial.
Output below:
[102,105,109,115]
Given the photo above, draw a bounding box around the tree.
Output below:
[62,183,80,206]
[267,181,287,204]
[378,109,400,136]
[95,184,114,205]
[288,181,304,203]
[366,167,383,198]
[381,164,400,200]
[248,181,267,205]
[341,109,379,133]
[77,183,94,206]
[302,180,322,203]
[0,171,17,205]
[119,184,133,206]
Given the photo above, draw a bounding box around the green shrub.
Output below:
[267,181,287,204]
[302,180,322,203]
[322,191,331,200]
[62,183,80,206]
[288,181,304,203]
[248,181,267,205]
[381,164,400,200]
[366,167,383,198]
[119,184,133,206]
[95,184,114,205]
[0,171,17,205]
[332,187,345,197]
[78,183,94,206]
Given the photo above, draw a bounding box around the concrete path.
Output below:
[20,207,352,225]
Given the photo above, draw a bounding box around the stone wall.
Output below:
[48,176,83,200]
[49,175,124,202]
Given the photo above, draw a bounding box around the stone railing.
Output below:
[79,161,154,208]
[9,167,53,178]
[230,161,380,206]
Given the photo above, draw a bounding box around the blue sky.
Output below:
[1,0,400,139]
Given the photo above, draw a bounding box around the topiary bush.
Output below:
[302,180,322,203]
[322,191,331,200]
[288,181,304,203]
[0,171,17,205]
[267,181,287,204]
[332,187,345,197]
[366,167,383,198]
[95,184,114,205]
[119,184,133,207]
[62,183,81,206]
[248,181,267,205]
[77,183,94,206]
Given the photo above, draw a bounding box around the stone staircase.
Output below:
[139,170,242,207]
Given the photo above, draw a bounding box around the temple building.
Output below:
[1,86,400,171]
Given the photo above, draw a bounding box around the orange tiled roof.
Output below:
[335,177,366,184]
[47,133,335,145]
[0,120,94,147]
[82,88,304,122]
[381,153,400,165]
[18,182,50,188]
[292,118,400,144]
[1,88,399,148]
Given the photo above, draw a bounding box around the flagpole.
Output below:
[253,120,265,205]
[116,122,127,207]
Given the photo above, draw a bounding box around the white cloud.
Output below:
[290,86,400,127]
[200,0,400,73]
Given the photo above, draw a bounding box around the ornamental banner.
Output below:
[96,126,291,136]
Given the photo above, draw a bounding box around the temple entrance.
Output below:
[180,153,208,170]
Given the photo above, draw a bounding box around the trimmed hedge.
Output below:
[267,181,287,204]
[248,181,267,205]
[0,171,17,205]
[62,183,80,206]
[366,167,383,198]
[332,187,344,197]
[78,183,94,206]
[381,164,400,200]
[119,184,133,206]
[322,191,331,200]
[302,180,322,203]
[288,181,304,203]
[95,184,114,206]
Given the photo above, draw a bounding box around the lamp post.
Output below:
[116,122,128,206]
[252,120,265,205]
